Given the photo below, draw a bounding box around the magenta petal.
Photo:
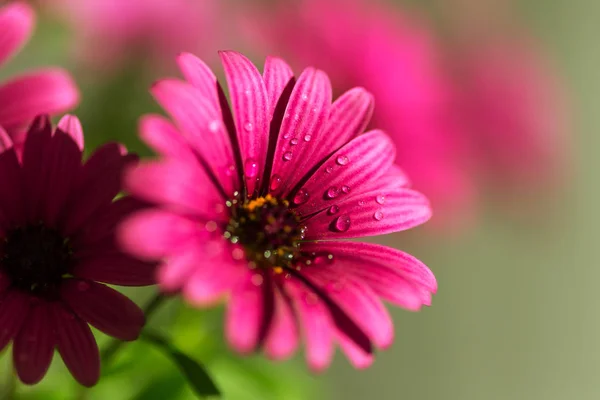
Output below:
[225,272,265,353]
[0,145,24,225]
[304,187,431,239]
[118,209,204,261]
[0,270,10,293]
[57,114,84,151]
[264,287,299,360]
[61,279,145,341]
[263,56,294,118]
[177,52,220,113]
[0,290,30,352]
[0,69,79,131]
[269,68,332,197]
[219,51,269,195]
[336,329,374,369]
[124,159,224,219]
[285,279,335,371]
[0,125,14,151]
[151,79,237,195]
[73,254,156,287]
[54,305,100,387]
[294,130,396,216]
[13,302,56,385]
[0,2,34,66]
[139,114,195,160]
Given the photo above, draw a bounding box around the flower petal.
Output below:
[219,51,269,195]
[0,144,24,225]
[0,69,79,131]
[73,254,156,287]
[263,56,295,118]
[263,287,299,360]
[139,114,195,160]
[57,114,84,151]
[0,2,34,66]
[269,68,332,197]
[177,52,220,114]
[13,302,56,385]
[54,305,100,387]
[336,329,374,369]
[0,290,30,352]
[61,279,145,341]
[303,187,431,239]
[293,129,396,216]
[0,123,14,152]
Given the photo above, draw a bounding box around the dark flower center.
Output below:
[1,224,73,298]
[225,194,305,270]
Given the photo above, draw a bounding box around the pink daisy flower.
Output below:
[0,2,79,143]
[120,51,436,370]
[0,115,155,387]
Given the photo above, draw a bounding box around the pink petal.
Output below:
[302,269,394,349]
[303,187,431,239]
[269,68,332,197]
[293,130,396,216]
[0,290,30,352]
[0,144,24,225]
[285,279,335,371]
[0,125,13,151]
[73,254,156,286]
[54,305,100,387]
[151,79,237,196]
[118,209,205,261]
[61,279,145,341]
[264,287,299,360]
[336,329,374,369]
[219,51,269,195]
[57,114,84,151]
[0,69,79,131]
[263,56,295,118]
[124,159,225,219]
[139,114,195,160]
[13,301,56,385]
[0,2,34,66]
[63,142,137,236]
[177,52,220,114]
[225,272,266,353]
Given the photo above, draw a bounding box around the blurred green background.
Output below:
[0,0,596,399]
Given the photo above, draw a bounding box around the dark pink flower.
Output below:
[0,2,79,141]
[0,115,155,387]
[120,51,436,370]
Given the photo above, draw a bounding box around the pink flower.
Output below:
[240,0,475,227]
[0,115,155,387]
[0,2,79,142]
[120,51,436,370]
[46,0,222,72]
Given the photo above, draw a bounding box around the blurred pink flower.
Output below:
[47,0,222,72]
[120,51,436,370]
[0,115,155,387]
[0,2,79,144]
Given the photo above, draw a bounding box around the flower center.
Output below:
[1,224,73,298]
[225,194,305,270]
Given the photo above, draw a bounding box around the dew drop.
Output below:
[373,210,384,221]
[293,189,310,205]
[283,152,293,161]
[283,132,292,139]
[341,185,351,194]
[325,166,333,174]
[304,134,312,142]
[326,186,340,199]
[245,159,258,177]
[328,205,339,215]
[270,175,282,191]
[208,120,221,133]
[358,200,366,206]
[244,122,253,132]
[290,138,299,146]
[224,164,236,177]
[77,281,90,291]
[336,155,349,166]
[333,215,351,232]
[376,194,386,205]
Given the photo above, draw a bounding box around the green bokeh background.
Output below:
[0,0,597,399]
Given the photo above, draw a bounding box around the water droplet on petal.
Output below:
[328,205,339,215]
[301,92,308,101]
[293,189,310,205]
[358,200,366,206]
[283,152,293,161]
[341,185,350,194]
[77,281,90,291]
[373,210,384,221]
[326,186,340,199]
[336,155,349,166]
[224,164,236,177]
[244,122,253,132]
[283,132,292,139]
[290,138,299,145]
[270,175,282,191]
[208,120,221,132]
[325,166,333,174]
[333,215,351,232]
[304,134,312,142]
[376,194,386,205]
[245,159,258,177]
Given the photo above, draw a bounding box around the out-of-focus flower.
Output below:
[120,51,436,370]
[240,0,475,227]
[45,0,222,73]
[0,115,155,387]
[0,2,79,143]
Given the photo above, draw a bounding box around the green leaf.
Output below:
[141,331,220,399]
